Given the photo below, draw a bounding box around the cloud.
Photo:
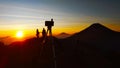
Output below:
[0,4,67,18]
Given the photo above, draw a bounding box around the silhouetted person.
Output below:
[45,19,56,68]
[42,28,47,38]
[36,29,39,38]
[45,19,54,36]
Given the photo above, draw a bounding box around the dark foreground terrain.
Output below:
[0,23,120,68]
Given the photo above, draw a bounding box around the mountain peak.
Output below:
[59,32,69,35]
[72,23,115,37]
[90,23,106,28]
[56,32,70,39]
[82,23,114,33]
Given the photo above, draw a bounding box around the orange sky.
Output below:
[0,22,120,45]
[0,0,120,44]
[0,22,120,38]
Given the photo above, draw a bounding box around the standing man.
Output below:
[45,19,54,36]
[36,29,39,38]
[42,28,47,38]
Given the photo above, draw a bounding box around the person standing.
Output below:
[36,29,39,38]
[42,28,47,38]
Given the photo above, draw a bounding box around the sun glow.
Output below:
[16,31,24,38]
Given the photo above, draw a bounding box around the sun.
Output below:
[16,31,24,38]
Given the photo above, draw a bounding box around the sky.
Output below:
[0,0,120,38]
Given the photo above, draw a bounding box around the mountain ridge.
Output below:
[55,32,71,39]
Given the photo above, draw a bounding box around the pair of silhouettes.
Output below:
[36,28,47,38]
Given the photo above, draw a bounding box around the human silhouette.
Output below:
[42,28,47,38]
[36,29,39,38]
[45,19,54,36]
[45,19,56,68]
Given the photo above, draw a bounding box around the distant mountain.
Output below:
[65,23,120,51]
[55,32,71,39]
[68,23,119,39]
[72,23,117,37]
[0,36,16,45]
[0,36,10,39]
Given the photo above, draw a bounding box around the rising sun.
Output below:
[16,31,24,38]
